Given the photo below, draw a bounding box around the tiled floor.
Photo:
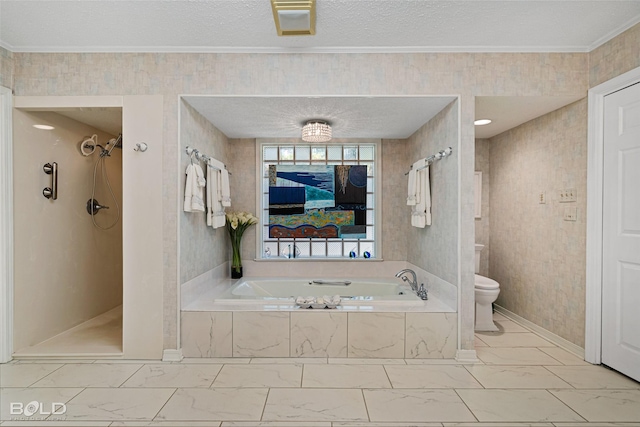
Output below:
[1,312,640,426]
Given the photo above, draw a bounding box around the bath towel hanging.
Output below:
[407,159,425,206]
[184,164,206,213]
[411,165,431,228]
[206,160,226,228]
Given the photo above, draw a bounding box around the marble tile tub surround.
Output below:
[182,311,457,359]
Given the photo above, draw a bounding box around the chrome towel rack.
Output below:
[404,147,453,175]
[185,146,231,174]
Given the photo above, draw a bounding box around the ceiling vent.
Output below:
[271,0,316,36]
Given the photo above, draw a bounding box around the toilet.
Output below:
[474,244,500,331]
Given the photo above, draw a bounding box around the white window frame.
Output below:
[255,139,382,261]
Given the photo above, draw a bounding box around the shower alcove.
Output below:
[10,96,164,360]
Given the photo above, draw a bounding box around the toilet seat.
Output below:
[474,274,499,290]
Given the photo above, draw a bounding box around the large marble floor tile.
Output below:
[181,358,251,364]
[262,389,368,422]
[2,422,111,426]
[1,387,83,421]
[476,347,562,365]
[537,347,589,365]
[493,319,530,333]
[442,424,554,427]
[363,389,475,422]
[122,364,223,388]
[63,388,174,421]
[222,423,330,427]
[0,364,63,387]
[348,313,405,359]
[111,422,222,426]
[250,358,326,364]
[302,364,391,388]
[156,388,268,421]
[32,363,142,388]
[212,364,302,388]
[233,312,290,357]
[290,311,347,357]
[550,389,640,422]
[384,365,482,388]
[328,358,405,365]
[464,365,573,388]
[545,366,640,389]
[335,423,442,427]
[475,332,555,347]
[457,389,584,422]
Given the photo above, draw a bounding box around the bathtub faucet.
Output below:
[395,269,418,292]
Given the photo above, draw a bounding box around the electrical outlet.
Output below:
[559,188,577,203]
[538,191,546,204]
[563,207,577,221]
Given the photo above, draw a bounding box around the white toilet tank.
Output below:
[475,244,484,274]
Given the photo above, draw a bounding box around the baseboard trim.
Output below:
[455,349,479,363]
[162,348,183,362]
[494,305,585,359]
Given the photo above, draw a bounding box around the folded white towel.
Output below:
[184,164,206,212]
[207,161,226,229]
[411,165,431,228]
[220,169,231,207]
[407,159,425,206]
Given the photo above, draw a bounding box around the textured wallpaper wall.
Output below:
[9,50,591,351]
[590,23,640,87]
[179,101,230,284]
[474,139,491,277]
[489,99,588,347]
[0,47,12,88]
[406,101,459,285]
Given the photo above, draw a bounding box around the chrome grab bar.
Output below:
[309,280,352,286]
[43,162,58,200]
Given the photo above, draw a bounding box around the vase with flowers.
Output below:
[225,211,258,279]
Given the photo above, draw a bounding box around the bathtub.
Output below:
[181,275,458,358]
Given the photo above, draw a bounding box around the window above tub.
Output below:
[257,140,381,260]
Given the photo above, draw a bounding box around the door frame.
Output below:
[0,86,13,363]
[585,66,640,364]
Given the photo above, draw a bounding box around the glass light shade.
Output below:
[302,120,332,142]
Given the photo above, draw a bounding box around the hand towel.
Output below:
[407,159,425,206]
[184,164,205,212]
[207,161,226,229]
[411,165,431,228]
[220,169,231,207]
[208,158,231,207]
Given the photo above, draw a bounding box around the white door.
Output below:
[602,82,640,381]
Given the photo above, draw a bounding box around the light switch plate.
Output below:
[538,192,546,204]
[563,207,577,221]
[559,188,577,203]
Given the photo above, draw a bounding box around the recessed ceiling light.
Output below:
[474,119,492,126]
[33,124,55,130]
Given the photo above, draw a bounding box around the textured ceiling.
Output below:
[182,96,456,139]
[1,1,639,52]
